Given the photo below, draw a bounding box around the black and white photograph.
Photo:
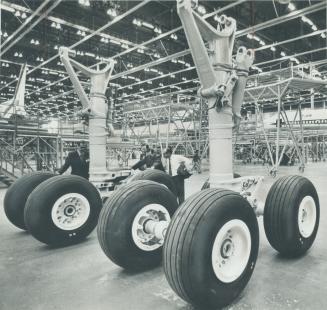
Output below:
[0,0,326,309]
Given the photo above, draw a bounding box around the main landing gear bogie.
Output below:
[97,174,320,309]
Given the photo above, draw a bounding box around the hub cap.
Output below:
[298,196,316,238]
[51,193,90,230]
[212,219,251,283]
[131,204,170,251]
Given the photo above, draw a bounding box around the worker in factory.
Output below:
[163,147,192,204]
[192,149,201,173]
[58,143,90,179]
[153,145,165,171]
[131,145,155,170]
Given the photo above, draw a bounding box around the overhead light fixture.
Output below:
[51,22,61,29]
[76,30,86,37]
[85,52,95,57]
[14,10,21,17]
[154,26,162,34]
[270,46,276,52]
[3,31,8,37]
[31,39,40,45]
[122,43,129,49]
[133,18,142,27]
[280,51,286,57]
[21,12,27,19]
[312,25,318,31]
[110,39,121,45]
[100,37,109,43]
[253,35,260,42]
[142,21,154,30]
[321,33,326,39]
[197,5,206,15]
[107,8,118,17]
[79,0,90,7]
[170,33,178,40]
[287,3,296,11]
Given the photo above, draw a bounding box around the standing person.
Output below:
[58,143,89,179]
[192,149,201,173]
[163,147,192,204]
[153,145,165,171]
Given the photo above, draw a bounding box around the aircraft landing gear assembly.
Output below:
[96,0,320,308]
[3,45,118,246]
[2,0,320,308]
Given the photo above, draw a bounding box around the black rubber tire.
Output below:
[264,175,320,257]
[131,169,178,196]
[163,188,259,309]
[24,175,102,246]
[201,173,241,190]
[97,180,179,270]
[4,172,55,230]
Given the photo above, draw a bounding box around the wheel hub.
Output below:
[64,205,76,216]
[51,193,91,231]
[212,219,251,283]
[220,238,234,259]
[298,196,316,238]
[131,204,170,251]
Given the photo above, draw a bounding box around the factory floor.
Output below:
[1,163,327,310]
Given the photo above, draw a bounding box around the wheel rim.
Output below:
[131,204,170,251]
[298,196,316,238]
[211,219,251,283]
[51,193,90,230]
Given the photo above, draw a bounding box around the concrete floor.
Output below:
[1,163,327,310]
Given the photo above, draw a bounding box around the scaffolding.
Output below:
[243,65,327,175]
[122,93,208,157]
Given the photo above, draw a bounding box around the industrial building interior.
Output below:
[0,0,327,309]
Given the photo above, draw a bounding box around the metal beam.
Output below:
[0,0,62,57]
[22,1,244,96]
[1,0,52,49]
[0,0,150,91]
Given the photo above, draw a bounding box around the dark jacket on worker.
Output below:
[58,150,89,179]
[131,154,154,170]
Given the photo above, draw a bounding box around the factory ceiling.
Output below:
[0,0,326,123]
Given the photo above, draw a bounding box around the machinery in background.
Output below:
[3,48,130,246]
[0,64,27,121]
[96,0,321,309]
